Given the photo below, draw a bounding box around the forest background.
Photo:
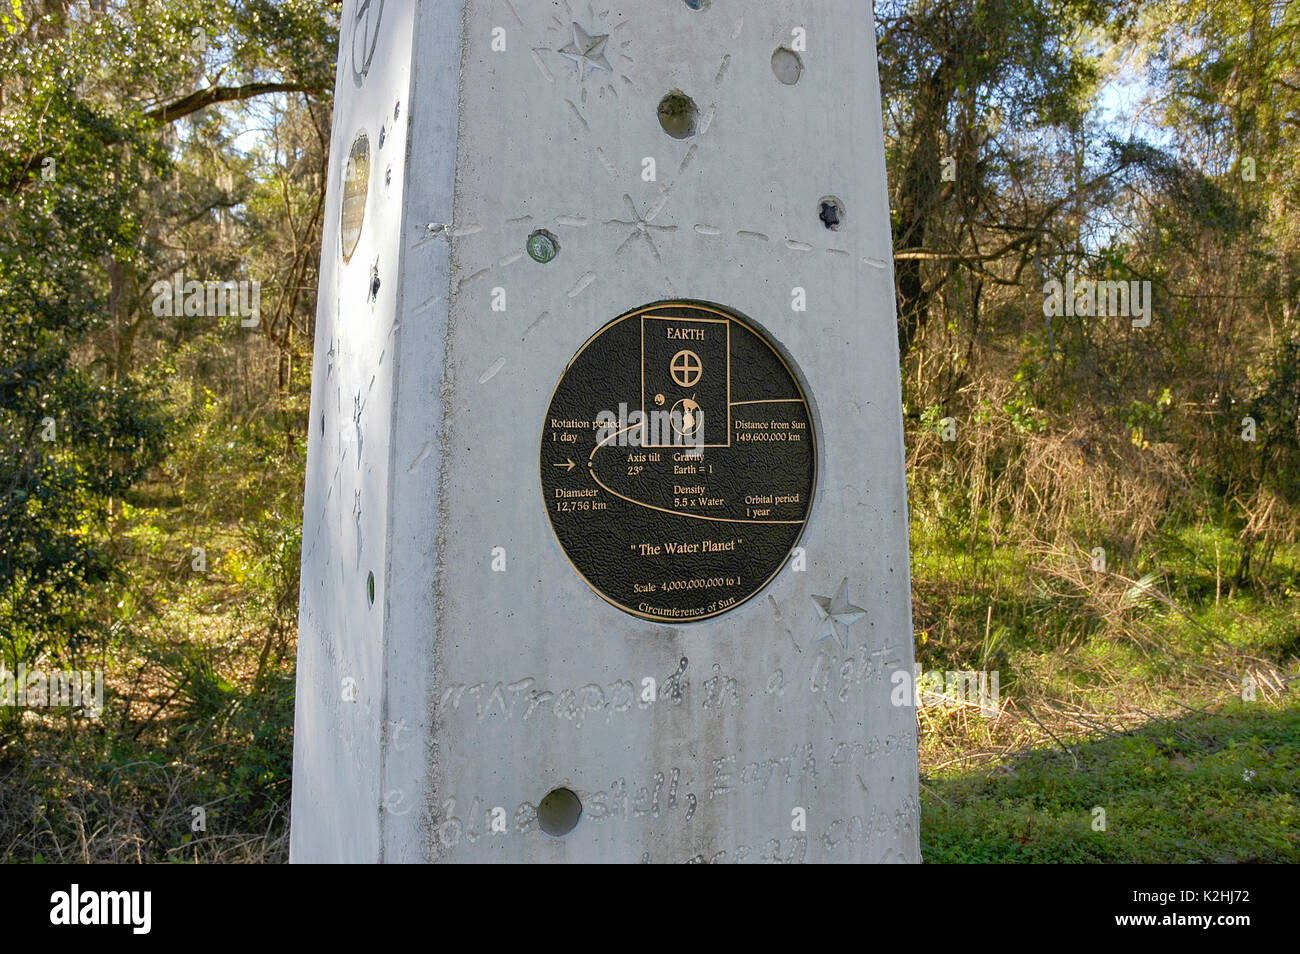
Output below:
[1,0,1296,862]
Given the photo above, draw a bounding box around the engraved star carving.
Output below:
[607,193,676,263]
[810,578,867,650]
[558,22,612,81]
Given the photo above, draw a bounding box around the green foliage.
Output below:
[923,700,1300,863]
[0,37,173,668]
[0,0,329,859]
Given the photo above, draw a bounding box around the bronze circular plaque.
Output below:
[540,300,816,622]
[340,132,370,263]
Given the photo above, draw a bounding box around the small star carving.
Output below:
[810,578,866,650]
[558,22,611,81]
[608,193,675,262]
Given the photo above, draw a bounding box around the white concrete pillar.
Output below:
[292,0,919,864]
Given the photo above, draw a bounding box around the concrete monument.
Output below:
[291,0,920,863]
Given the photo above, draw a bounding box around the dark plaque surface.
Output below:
[540,301,816,622]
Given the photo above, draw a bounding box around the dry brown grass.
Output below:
[0,734,289,863]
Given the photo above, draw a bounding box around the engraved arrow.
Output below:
[552,459,576,472]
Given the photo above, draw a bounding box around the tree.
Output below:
[0,0,334,678]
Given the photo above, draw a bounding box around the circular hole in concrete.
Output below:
[537,787,582,836]
[526,229,559,263]
[366,571,375,606]
[657,90,699,139]
[771,47,803,85]
[684,0,708,9]
[818,195,846,230]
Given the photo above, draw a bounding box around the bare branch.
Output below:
[144,82,323,124]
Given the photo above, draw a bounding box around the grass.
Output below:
[910,517,1300,863]
[921,698,1299,863]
